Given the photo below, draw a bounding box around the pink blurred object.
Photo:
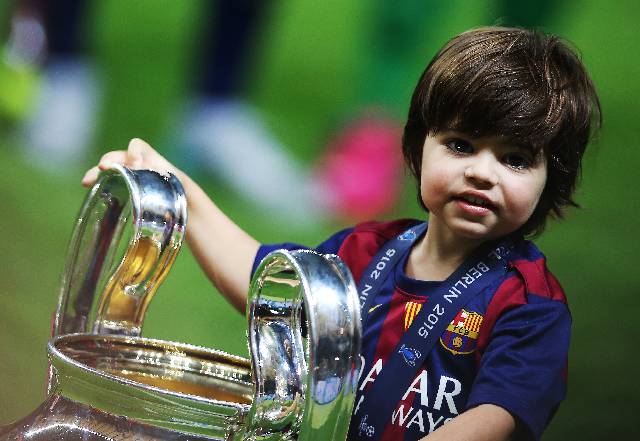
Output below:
[316,114,403,220]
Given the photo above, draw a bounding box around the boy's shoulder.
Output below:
[508,239,567,304]
[476,240,570,364]
[334,218,420,283]
[476,240,569,345]
[481,239,568,322]
[348,218,420,240]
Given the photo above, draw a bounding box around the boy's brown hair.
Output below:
[402,26,602,236]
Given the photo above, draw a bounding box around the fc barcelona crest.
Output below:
[440,309,483,355]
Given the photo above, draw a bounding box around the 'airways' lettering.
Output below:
[391,406,450,434]
[359,359,463,415]
[359,358,383,391]
[401,370,462,414]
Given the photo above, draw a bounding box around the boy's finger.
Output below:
[127,138,152,169]
[81,166,100,187]
[98,151,127,170]
[127,139,143,168]
[129,137,152,152]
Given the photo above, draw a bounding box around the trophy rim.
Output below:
[48,333,253,408]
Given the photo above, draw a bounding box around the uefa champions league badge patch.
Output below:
[398,229,417,241]
[440,309,484,355]
[399,344,422,366]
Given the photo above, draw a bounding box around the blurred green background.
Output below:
[0,0,638,439]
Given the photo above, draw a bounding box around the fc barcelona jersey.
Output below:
[251,219,571,441]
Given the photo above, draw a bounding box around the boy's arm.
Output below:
[82,138,258,313]
[420,404,516,441]
[179,171,259,312]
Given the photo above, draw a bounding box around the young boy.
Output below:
[83,27,600,441]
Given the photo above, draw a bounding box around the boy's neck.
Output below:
[406,218,485,282]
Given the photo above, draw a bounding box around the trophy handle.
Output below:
[244,249,362,441]
[53,164,187,337]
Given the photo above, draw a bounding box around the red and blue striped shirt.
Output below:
[252,219,570,440]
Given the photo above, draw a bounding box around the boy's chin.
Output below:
[447,221,502,243]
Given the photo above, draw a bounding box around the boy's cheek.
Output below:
[503,187,542,226]
[420,178,450,212]
[421,173,451,197]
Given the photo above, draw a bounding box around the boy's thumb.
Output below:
[127,138,147,169]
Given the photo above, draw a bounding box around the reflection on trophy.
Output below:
[0,165,361,440]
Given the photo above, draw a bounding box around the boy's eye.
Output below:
[445,139,474,154]
[503,153,531,170]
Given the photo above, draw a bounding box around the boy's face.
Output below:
[420,131,547,243]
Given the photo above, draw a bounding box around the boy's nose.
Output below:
[464,156,499,187]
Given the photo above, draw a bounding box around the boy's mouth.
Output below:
[453,192,496,212]
[460,195,489,206]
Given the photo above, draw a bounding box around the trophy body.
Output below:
[1,335,252,440]
[0,166,360,440]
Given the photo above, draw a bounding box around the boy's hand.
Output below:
[80,136,259,313]
[81,138,179,187]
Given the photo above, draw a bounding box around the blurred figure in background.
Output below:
[313,1,426,221]
[5,1,318,221]
[8,1,306,211]
[7,0,99,170]
[174,0,329,222]
[5,0,410,224]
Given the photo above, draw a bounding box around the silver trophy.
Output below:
[0,165,361,440]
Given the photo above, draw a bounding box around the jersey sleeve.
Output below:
[250,219,418,281]
[466,288,571,440]
[250,226,355,278]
